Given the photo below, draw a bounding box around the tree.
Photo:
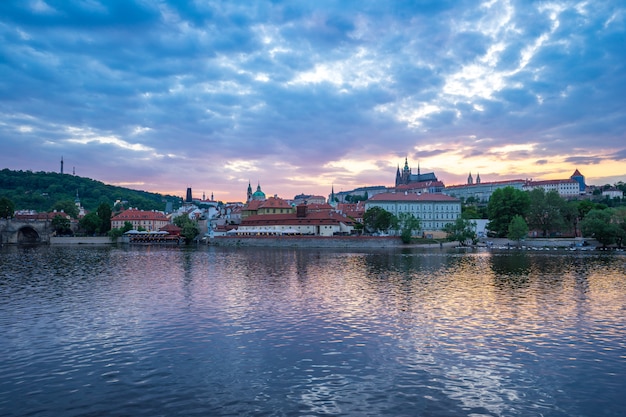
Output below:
[396,212,421,244]
[563,201,581,237]
[611,207,626,248]
[96,202,112,234]
[363,207,395,234]
[51,200,79,219]
[580,209,620,248]
[108,221,134,240]
[507,215,529,245]
[526,189,566,237]
[122,221,134,232]
[443,218,477,246]
[487,187,530,237]
[577,200,596,220]
[461,205,481,219]
[79,212,101,235]
[51,214,72,236]
[173,215,200,244]
[0,196,15,218]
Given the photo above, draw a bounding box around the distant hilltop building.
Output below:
[293,193,326,206]
[395,158,445,194]
[330,186,389,204]
[445,178,526,202]
[444,169,587,202]
[395,157,445,193]
[395,157,438,187]
[329,157,445,204]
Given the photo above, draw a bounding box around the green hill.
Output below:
[0,168,181,213]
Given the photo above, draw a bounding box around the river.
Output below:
[1,245,624,416]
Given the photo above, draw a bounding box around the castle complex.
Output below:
[395,157,438,186]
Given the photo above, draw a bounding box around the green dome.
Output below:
[252,184,266,200]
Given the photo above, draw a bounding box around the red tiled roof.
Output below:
[305,203,333,211]
[396,181,444,190]
[368,192,460,202]
[242,211,353,226]
[111,208,168,221]
[259,196,292,209]
[526,179,578,186]
[342,210,364,220]
[243,200,264,210]
[160,224,181,233]
[445,179,525,189]
[15,212,66,221]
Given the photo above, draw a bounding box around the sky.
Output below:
[1,0,625,203]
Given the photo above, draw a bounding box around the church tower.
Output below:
[60,156,64,174]
[247,181,253,202]
[467,172,473,185]
[329,185,337,207]
[401,157,411,185]
[476,173,481,184]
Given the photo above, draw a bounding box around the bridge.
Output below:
[0,219,54,244]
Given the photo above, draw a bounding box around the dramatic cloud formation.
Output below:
[1,0,624,202]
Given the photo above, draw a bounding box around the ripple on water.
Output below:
[0,246,625,416]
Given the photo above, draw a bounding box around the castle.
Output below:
[395,157,438,187]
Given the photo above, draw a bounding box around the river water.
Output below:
[1,245,624,417]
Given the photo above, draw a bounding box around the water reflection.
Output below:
[0,245,624,416]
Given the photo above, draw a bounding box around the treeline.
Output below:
[483,187,626,247]
[0,169,180,213]
[359,186,626,247]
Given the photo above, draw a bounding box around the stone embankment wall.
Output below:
[211,236,403,248]
[50,236,113,245]
[485,237,596,248]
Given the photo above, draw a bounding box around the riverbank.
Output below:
[209,235,603,250]
[37,235,604,250]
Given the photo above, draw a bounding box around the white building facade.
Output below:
[522,179,581,198]
[365,192,462,232]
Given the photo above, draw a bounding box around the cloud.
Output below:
[0,0,625,201]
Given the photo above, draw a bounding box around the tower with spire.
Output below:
[247,181,253,202]
[329,184,337,207]
[60,156,64,174]
[395,156,438,187]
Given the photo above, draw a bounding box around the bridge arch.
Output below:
[17,226,41,244]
